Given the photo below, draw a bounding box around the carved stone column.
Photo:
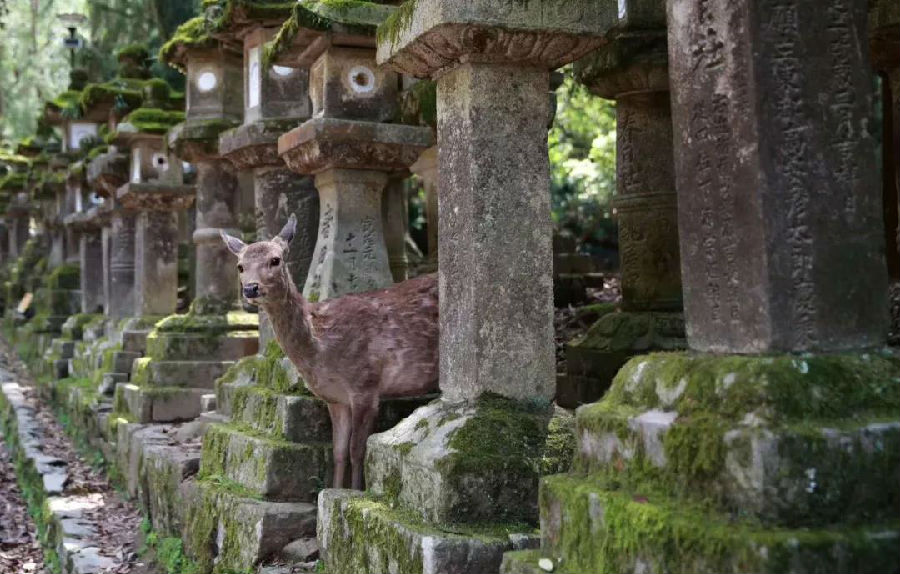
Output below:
[561,2,686,407]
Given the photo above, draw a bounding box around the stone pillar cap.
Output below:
[167,118,241,163]
[376,0,614,77]
[219,118,303,169]
[278,116,433,174]
[86,151,129,197]
[268,1,395,68]
[115,181,196,211]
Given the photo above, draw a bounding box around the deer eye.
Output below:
[270,257,281,267]
[237,264,244,273]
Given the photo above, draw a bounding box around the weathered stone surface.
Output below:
[309,46,398,123]
[281,537,319,562]
[78,230,104,314]
[145,329,258,361]
[251,165,319,347]
[116,384,210,423]
[383,176,408,282]
[141,442,201,536]
[131,358,237,389]
[377,0,612,77]
[115,182,195,212]
[318,489,538,574]
[180,478,317,573]
[538,474,900,574]
[437,62,554,401]
[560,311,685,408]
[85,150,129,197]
[279,117,432,174]
[301,168,393,300]
[107,207,137,320]
[183,48,243,124]
[667,0,888,352]
[243,27,312,125]
[199,423,331,501]
[571,351,900,526]
[192,159,241,310]
[365,398,552,525]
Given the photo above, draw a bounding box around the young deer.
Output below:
[221,215,439,489]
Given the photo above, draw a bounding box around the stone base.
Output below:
[518,350,900,573]
[199,422,332,501]
[560,311,686,408]
[532,475,900,574]
[366,397,568,526]
[319,489,538,574]
[115,383,211,423]
[140,441,202,537]
[180,477,317,573]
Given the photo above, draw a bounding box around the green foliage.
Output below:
[121,107,185,133]
[549,69,617,253]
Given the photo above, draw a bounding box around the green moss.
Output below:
[322,491,536,574]
[117,43,150,62]
[159,16,216,71]
[46,90,84,118]
[80,81,143,114]
[433,394,553,524]
[605,351,900,421]
[540,473,900,574]
[265,1,392,65]
[155,306,258,334]
[376,0,417,47]
[0,172,27,190]
[121,107,185,134]
[540,408,576,475]
[85,144,109,160]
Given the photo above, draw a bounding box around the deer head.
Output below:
[221,214,297,306]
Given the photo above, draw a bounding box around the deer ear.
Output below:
[273,213,297,250]
[220,230,246,256]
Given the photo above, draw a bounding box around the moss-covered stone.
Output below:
[568,350,900,528]
[118,108,185,135]
[158,17,217,72]
[366,395,554,526]
[198,422,331,501]
[539,474,900,574]
[319,489,536,574]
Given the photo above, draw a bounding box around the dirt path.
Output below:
[0,341,150,574]
[0,437,44,574]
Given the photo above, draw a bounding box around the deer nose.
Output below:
[243,283,260,299]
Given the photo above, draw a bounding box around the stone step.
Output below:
[180,477,317,573]
[145,330,258,361]
[574,402,900,526]
[131,358,236,389]
[199,423,332,502]
[537,474,900,574]
[318,489,538,574]
[111,350,141,374]
[60,314,100,341]
[139,442,202,537]
[222,381,434,443]
[228,384,331,443]
[115,383,209,423]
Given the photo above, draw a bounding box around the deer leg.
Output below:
[349,395,380,490]
[328,402,351,488]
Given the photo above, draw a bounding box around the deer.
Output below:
[221,215,439,490]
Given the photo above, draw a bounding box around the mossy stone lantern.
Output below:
[214,0,320,345]
[273,1,432,301]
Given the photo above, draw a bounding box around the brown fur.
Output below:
[221,216,439,489]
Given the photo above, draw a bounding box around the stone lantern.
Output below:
[274,1,432,300]
[558,0,686,408]
[215,5,320,346]
[113,15,259,425]
[113,116,194,319]
[314,2,609,572]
